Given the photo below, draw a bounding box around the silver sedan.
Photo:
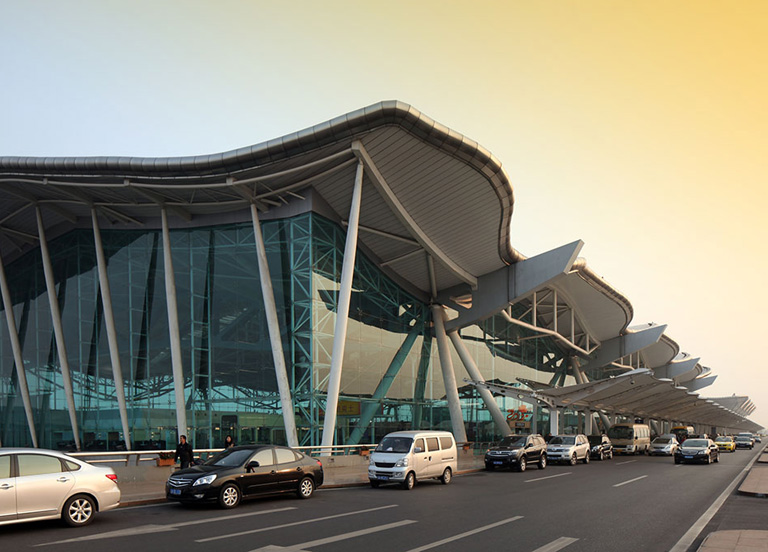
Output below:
[0,448,121,527]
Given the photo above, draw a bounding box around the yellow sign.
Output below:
[337,400,361,416]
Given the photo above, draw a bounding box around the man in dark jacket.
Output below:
[174,435,194,469]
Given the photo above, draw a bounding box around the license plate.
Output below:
[170,488,181,496]
[377,475,389,480]
[493,461,503,465]
[684,456,693,459]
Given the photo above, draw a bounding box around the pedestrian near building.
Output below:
[224,435,235,449]
[175,435,194,469]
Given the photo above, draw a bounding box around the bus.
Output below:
[671,425,695,444]
[607,423,651,455]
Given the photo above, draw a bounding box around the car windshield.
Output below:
[549,436,575,445]
[653,438,671,444]
[498,436,527,447]
[375,437,413,453]
[587,436,604,445]
[608,426,633,440]
[683,439,707,448]
[204,448,254,467]
[717,437,733,442]
[735,436,750,441]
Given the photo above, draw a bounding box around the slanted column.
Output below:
[92,209,132,450]
[597,411,611,434]
[36,206,81,450]
[0,252,37,447]
[161,208,188,439]
[431,305,468,443]
[250,203,298,447]
[320,161,365,452]
[448,329,511,437]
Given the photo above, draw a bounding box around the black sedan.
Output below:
[674,438,720,464]
[166,445,323,508]
[587,434,613,460]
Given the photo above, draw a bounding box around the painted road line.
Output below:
[525,472,572,483]
[615,460,637,465]
[251,519,418,551]
[531,537,580,552]
[404,516,523,552]
[613,475,648,487]
[198,504,400,542]
[36,507,297,546]
[669,450,764,552]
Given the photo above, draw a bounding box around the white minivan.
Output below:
[368,430,457,490]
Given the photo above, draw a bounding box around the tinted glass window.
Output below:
[439,437,453,450]
[207,449,253,467]
[549,436,575,445]
[376,437,413,453]
[18,454,63,476]
[0,455,10,478]
[64,460,81,471]
[426,437,440,451]
[275,448,296,464]
[414,438,425,451]
[499,436,526,447]
[250,449,275,466]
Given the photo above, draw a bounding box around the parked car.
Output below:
[0,448,121,527]
[166,445,323,508]
[715,435,736,452]
[674,438,720,464]
[485,434,547,472]
[650,435,679,456]
[546,434,591,465]
[735,435,754,449]
[587,434,613,460]
[368,430,457,489]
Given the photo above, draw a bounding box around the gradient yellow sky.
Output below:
[2,1,767,426]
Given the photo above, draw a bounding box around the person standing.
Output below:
[175,435,194,469]
[224,435,235,449]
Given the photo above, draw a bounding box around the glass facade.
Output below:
[0,212,570,451]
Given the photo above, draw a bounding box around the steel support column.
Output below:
[448,330,511,437]
[549,407,560,436]
[584,409,594,435]
[597,411,611,433]
[320,161,364,452]
[36,207,81,450]
[348,324,421,445]
[161,208,188,439]
[0,252,37,447]
[412,335,432,429]
[250,203,299,448]
[432,305,468,442]
[92,209,132,450]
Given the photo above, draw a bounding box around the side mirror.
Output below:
[525,443,533,448]
[246,460,260,471]
[414,447,423,453]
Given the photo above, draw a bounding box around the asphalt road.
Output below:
[1,447,762,552]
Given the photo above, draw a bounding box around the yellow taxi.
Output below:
[715,435,736,452]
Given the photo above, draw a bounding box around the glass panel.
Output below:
[17,454,63,476]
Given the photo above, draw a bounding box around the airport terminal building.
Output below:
[0,102,761,451]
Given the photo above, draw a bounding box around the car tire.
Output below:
[714,454,719,463]
[608,450,613,460]
[218,483,241,509]
[62,494,96,527]
[401,472,415,490]
[517,457,527,472]
[538,454,546,470]
[297,477,315,499]
[440,467,452,484]
[583,452,590,464]
[570,453,577,466]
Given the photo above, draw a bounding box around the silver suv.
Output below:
[546,434,591,465]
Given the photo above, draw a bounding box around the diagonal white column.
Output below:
[320,161,364,452]
[36,206,81,450]
[250,203,298,447]
[91,209,132,450]
[448,329,511,437]
[161,208,188,439]
[431,305,468,442]
[0,251,38,447]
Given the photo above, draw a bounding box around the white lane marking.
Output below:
[615,460,637,465]
[669,450,764,552]
[35,507,296,546]
[531,536,580,552]
[251,520,418,551]
[198,504,399,542]
[404,516,523,552]
[613,475,648,487]
[525,472,572,483]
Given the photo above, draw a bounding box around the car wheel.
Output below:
[218,483,241,509]
[538,454,546,470]
[62,494,95,527]
[517,457,527,472]
[440,467,452,484]
[570,453,577,466]
[401,472,415,490]
[297,477,315,499]
[706,454,712,465]
[608,450,613,460]
[370,480,380,488]
[583,452,590,464]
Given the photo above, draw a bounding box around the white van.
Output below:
[607,423,651,455]
[368,430,457,490]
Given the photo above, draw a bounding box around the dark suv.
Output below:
[485,434,547,472]
[587,434,613,460]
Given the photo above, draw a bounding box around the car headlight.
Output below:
[369,456,375,466]
[395,456,409,467]
[192,474,217,486]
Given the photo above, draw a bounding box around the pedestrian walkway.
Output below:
[698,530,768,551]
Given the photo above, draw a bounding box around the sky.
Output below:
[2,1,767,428]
